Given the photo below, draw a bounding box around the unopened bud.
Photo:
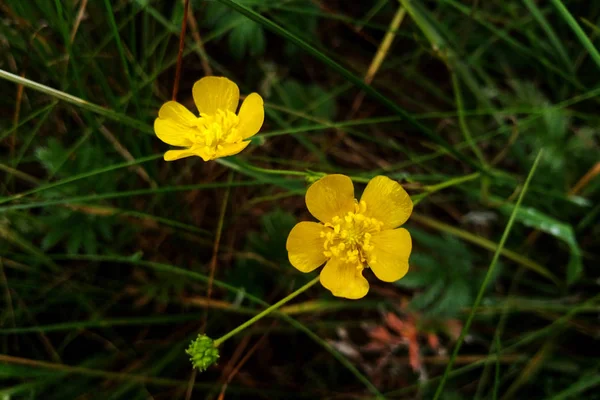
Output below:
[186,334,219,372]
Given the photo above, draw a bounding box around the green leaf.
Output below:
[274,79,337,123]
[228,209,297,298]
[500,204,583,284]
[396,229,493,317]
[411,278,445,310]
[36,138,68,175]
[228,17,265,59]
[66,224,84,255]
[41,226,67,251]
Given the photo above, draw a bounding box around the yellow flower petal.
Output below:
[369,228,412,282]
[154,101,196,147]
[192,76,240,115]
[360,176,413,229]
[237,93,265,139]
[214,141,251,159]
[305,175,356,223]
[320,258,369,299]
[164,148,198,161]
[164,148,208,161]
[286,222,327,272]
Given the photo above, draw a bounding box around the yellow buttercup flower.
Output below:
[286,174,413,299]
[154,76,264,161]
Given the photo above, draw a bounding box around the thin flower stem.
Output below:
[240,162,373,183]
[213,276,320,347]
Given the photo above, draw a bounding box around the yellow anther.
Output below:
[192,110,241,159]
[320,208,383,265]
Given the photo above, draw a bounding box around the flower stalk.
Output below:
[187,276,319,371]
[213,276,319,347]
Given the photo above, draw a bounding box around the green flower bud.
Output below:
[186,334,219,372]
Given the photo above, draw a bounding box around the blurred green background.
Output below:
[1,0,599,399]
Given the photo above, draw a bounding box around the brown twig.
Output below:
[184,369,197,400]
[218,329,273,400]
[70,0,88,43]
[172,0,191,101]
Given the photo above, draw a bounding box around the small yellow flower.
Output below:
[154,76,264,161]
[286,174,413,299]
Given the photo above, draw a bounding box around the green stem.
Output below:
[432,149,545,400]
[239,161,373,183]
[412,172,480,206]
[0,68,151,133]
[451,72,487,166]
[213,276,320,347]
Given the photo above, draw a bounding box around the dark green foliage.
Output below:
[274,79,337,122]
[500,81,599,189]
[203,0,266,59]
[227,209,297,298]
[397,229,500,317]
[202,0,320,60]
[33,139,121,254]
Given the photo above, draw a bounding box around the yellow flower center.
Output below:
[193,110,242,158]
[320,201,384,269]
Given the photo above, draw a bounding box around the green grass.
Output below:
[1,0,599,399]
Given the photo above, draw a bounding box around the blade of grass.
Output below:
[215,0,481,172]
[450,71,487,166]
[550,0,600,70]
[386,292,600,397]
[0,314,206,334]
[0,354,312,397]
[441,0,583,88]
[0,181,267,212]
[410,212,560,286]
[0,154,162,205]
[432,149,545,399]
[102,0,140,114]
[522,0,573,72]
[548,366,600,400]
[0,69,152,134]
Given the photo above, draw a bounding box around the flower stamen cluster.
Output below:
[320,201,384,269]
[194,110,241,159]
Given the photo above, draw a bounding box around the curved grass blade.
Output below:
[0,69,152,134]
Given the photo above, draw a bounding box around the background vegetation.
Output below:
[1,0,599,398]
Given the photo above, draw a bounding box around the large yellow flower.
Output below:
[154,76,264,161]
[286,174,413,299]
